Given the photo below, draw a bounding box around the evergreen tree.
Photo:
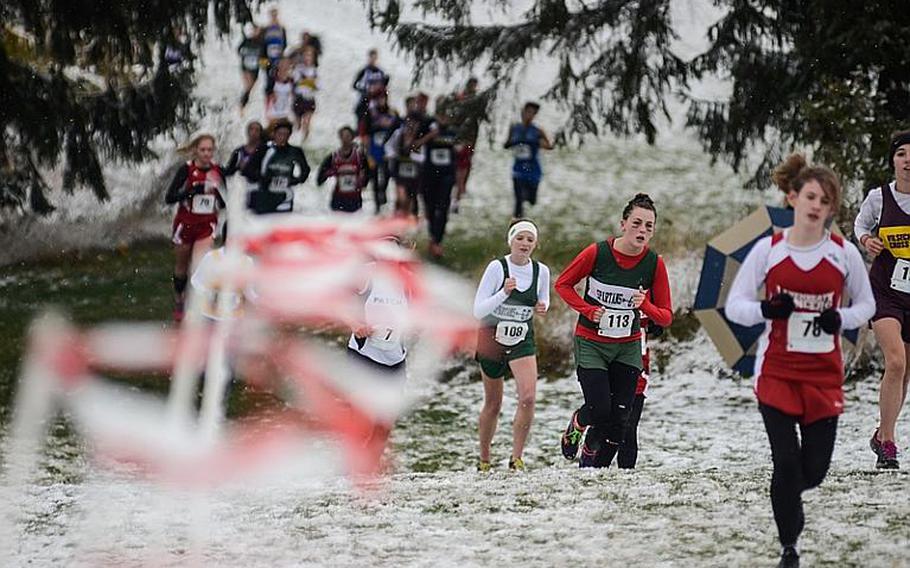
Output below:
[367,0,910,190]
[0,0,253,215]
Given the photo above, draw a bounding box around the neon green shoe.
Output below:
[477,460,492,472]
[561,410,585,460]
[508,457,525,471]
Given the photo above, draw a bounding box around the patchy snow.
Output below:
[2,1,909,566]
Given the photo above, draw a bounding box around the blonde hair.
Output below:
[771,153,842,212]
[177,133,216,157]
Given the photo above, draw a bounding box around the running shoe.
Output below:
[870,427,883,457]
[578,445,598,468]
[477,460,492,472]
[778,545,799,568]
[877,440,900,470]
[561,410,584,460]
[508,457,525,471]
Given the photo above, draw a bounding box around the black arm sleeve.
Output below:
[164,164,190,204]
[352,68,365,92]
[223,148,241,176]
[316,153,333,186]
[242,145,265,182]
[291,147,310,186]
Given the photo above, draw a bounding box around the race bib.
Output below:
[513,144,532,160]
[430,148,451,166]
[398,162,418,179]
[891,258,910,293]
[373,132,387,146]
[338,174,358,193]
[191,194,216,215]
[270,177,289,192]
[598,309,634,338]
[786,312,834,354]
[368,327,402,351]
[266,44,282,60]
[243,55,260,70]
[491,304,534,322]
[495,321,529,346]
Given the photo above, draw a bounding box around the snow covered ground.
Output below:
[2,1,910,566]
[4,332,909,567]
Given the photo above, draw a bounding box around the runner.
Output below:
[164,133,226,322]
[450,78,483,213]
[291,47,319,141]
[360,91,400,213]
[352,48,390,125]
[555,193,672,468]
[560,314,663,468]
[727,154,874,568]
[854,129,910,469]
[223,120,265,213]
[238,24,263,111]
[265,58,296,129]
[316,126,370,213]
[412,99,458,258]
[474,220,550,471]
[348,236,412,451]
[260,6,287,95]
[504,102,554,220]
[243,118,310,214]
[385,108,423,218]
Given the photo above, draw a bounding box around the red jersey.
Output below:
[755,232,847,388]
[327,149,368,197]
[172,161,225,226]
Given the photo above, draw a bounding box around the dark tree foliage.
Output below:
[367,0,910,190]
[0,0,254,215]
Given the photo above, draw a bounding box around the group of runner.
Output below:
[469,132,910,568]
[161,11,910,565]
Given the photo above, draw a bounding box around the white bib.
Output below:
[338,174,358,193]
[191,194,216,215]
[598,309,634,338]
[270,177,289,192]
[243,54,260,70]
[491,304,534,322]
[373,132,387,146]
[398,162,418,179]
[495,321,529,346]
[367,327,403,351]
[891,258,910,293]
[430,148,451,166]
[513,144,532,160]
[587,278,636,309]
[786,312,835,354]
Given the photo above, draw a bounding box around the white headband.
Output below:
[507,221,538,245]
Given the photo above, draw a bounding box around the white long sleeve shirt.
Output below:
[473,256,550,320]
[854,182,910,241]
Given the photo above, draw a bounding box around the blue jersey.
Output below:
[262,25,287,64]
[509,123,542,183]
[367,107,399,162]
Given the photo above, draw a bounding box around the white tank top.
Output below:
[347,273,408,366]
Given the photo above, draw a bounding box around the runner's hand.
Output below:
[534,301,547,315]
[862,236,884,257]
[503,277,517,294]
[590,306,605,323]
[353,324,374,339]
[632,286,647,308]
[760,293,795,320]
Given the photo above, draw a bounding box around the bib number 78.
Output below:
[786,312,834,354]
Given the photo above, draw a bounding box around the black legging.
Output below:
[759,403,838,547]
[422,172,455,244]
[371,161,389,211]
[578,393,645,468]
[576,363,640,455]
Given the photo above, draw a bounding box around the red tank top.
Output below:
[175,161,224,225]
[757,232,846,387]
[332,150,367,197]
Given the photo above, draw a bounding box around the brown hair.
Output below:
[771,153,842,212]
[622,193,657,221]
